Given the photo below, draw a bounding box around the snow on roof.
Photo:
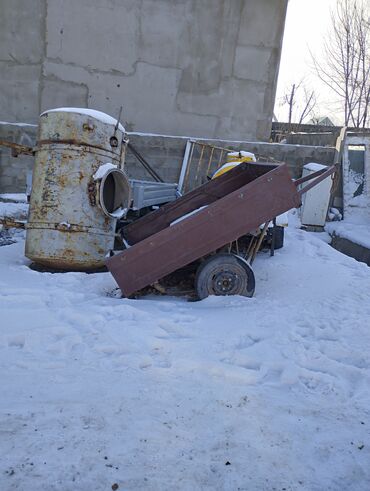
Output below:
[40,108,125,132]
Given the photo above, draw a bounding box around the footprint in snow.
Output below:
[260,366,284,385]
[149,343,172,368]
[234,334,262,350]
[80,414,106,431]
[156,320,191,339]
[7,335,25,349]
[298,373,337,395]
[137,341,172,369]
[221,354,261,372]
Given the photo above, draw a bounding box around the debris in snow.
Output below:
[93,163,118,180]
[41,108,125,132]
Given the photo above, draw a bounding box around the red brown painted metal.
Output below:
[107,163,302,297]
[123,162,278,245]
[294,164,337,196]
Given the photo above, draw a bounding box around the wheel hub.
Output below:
[195,253,255,300]
[213,270,239,295]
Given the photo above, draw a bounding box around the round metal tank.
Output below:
[25,108,131,271]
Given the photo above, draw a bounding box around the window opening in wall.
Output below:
[347,144,366,198]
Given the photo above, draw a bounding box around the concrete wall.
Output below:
[0,122,335,194]
[125,134,336,185]
[0,123,37,192]
[0,0,288,141]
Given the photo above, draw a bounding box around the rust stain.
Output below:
[26,109,124,271]
[37,139,110,153]
[88,180,97,206]
[0,139,35,156]
[58,174,68,189]
[83,123,95,132]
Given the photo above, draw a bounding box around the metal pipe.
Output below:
[127,142,163,182]
[296,165,337,196]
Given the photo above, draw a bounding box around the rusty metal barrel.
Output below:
[25,108,131,271]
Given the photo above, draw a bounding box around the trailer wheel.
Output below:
[195,253,255,300]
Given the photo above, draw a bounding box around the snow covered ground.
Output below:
[1,212,370,491]
[326,210,370,250]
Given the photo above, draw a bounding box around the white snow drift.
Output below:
[0,212,369,490]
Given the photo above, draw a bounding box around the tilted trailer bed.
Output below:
[106,161,336,299]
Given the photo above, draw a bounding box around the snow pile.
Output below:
[0,193,28,223]
[0,201,28,220]
[326,210,370,249]
[328,207,342,221]
[41,108,125,133]
[0,211,370,490]
[0,194,28,203]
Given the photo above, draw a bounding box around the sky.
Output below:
[274,0,341,124]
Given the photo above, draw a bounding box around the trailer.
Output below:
[106,161,337,299]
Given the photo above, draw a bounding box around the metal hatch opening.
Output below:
[99,168,131,218]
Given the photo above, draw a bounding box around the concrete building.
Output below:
[1,0,288,141]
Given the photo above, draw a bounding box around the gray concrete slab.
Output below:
[0,0,288,141]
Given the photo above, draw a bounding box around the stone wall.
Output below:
[0,0,288,142]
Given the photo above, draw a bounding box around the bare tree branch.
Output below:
[280,82,316,125]
[312,0,370,127]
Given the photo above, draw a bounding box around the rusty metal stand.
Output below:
[270,218,277,257]
[248,222,270,265]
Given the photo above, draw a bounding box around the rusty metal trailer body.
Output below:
[107,162,336,298]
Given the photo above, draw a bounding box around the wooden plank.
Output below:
[107,163,301,297]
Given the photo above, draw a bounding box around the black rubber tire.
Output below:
[195,253,255,300]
